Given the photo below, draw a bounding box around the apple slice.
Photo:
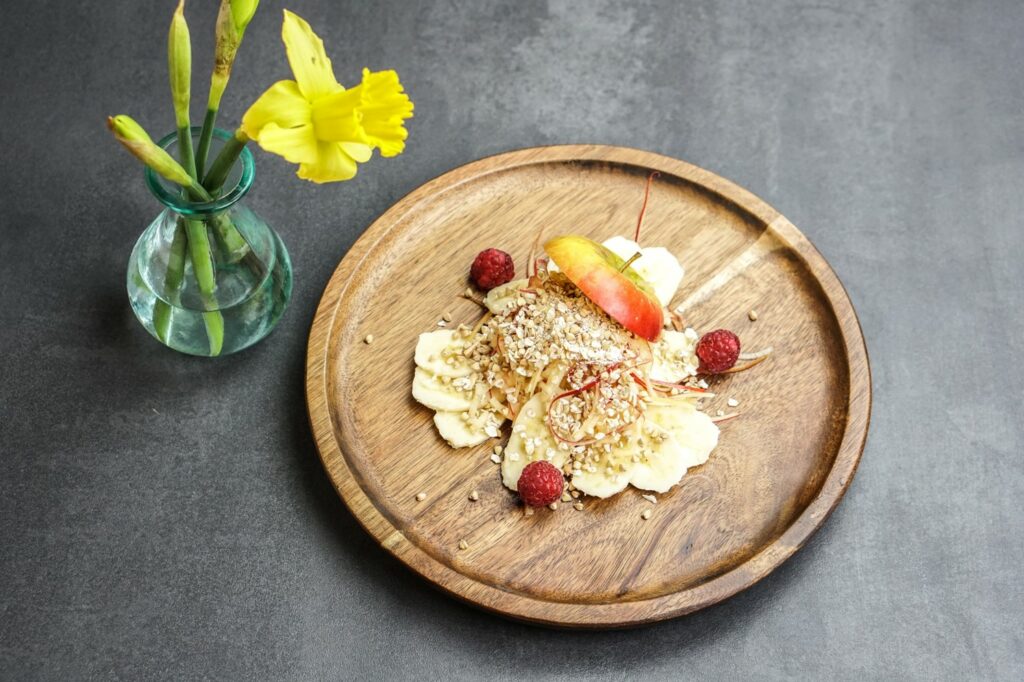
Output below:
[544,235,664,341]
[600,236,684,308]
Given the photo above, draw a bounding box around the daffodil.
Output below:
[210,0,260,107]
[168,0,192,132]
[108,0,418,356]
[168,0,197,178]
[196,0,261,174]
[108,112,223,354]
[239,10,413,183]
[107,115,209,198]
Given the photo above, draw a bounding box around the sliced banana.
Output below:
[412,367,474,412]
[433,410,502,448]
[572,461,631,498]
[627,427,689,493]
[501,394,566,490]
[633,246,684,308]
[414,330,472,377]
[414,236,719,499]
[673,409,718,468]
[599,236,641,261]
[569,430,636,498]
[484,278,529,314]
[647,401,718,469]
[600,236,684,308]
[650,329,700,383]
[571,402,719,496]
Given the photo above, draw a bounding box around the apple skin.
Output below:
[544,235,664,341]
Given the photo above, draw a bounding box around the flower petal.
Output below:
[241,80,311,139]
[297,142,358,184]
[253,122,318,165]
[281,10,340,101]
[355,69,414,157]
[340,142,372,163]
[310,87,368,144]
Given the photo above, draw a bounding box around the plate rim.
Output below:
[305,144,872,628]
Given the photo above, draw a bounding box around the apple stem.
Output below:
[619,251,643,272]
[633,171,660,242]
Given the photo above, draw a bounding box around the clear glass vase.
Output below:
[127,128,292,356]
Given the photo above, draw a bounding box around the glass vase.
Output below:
[127,128,292,356]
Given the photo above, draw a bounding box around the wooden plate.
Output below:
[306,145,870,628]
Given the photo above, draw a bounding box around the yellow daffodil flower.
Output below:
[241,10,413,183]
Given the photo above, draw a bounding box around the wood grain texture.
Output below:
[305,145,871,628]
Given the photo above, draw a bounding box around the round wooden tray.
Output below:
[306,145,870,628]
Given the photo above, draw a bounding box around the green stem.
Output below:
[184,218,224,356]
[186,179,249,265]
[153,303,172,345]
[201,310,224,357]
[202,132,247,193]
[186,182,212,203]
[210,213,252,264]
[153,218,188,344]
[183,220,214,302]
[166,218,189,291]
[194,108,218,178]
[177,126,225,356]
[198,130,253,266]
[176,125,197,179]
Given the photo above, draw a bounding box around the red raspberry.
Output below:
[516,461,564,507]
[696,329,741,374]
[470,248,515,291]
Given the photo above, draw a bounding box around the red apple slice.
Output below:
[544,235,664,341]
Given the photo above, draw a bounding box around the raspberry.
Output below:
[470,248,515,291]
[516,461,564,507]
[696,329,741,374]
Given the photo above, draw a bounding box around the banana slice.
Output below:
[484,278,528,314]
[633,246,684,308]
[571,431,637,498]
[501,395,566,490]
[572,460,632,498]
[601,236,684,308]
[414,330,472,377]
[412,367,474,412]
[647,401,718,469]
[626,418,689,493]
[433,410,502,448]
[672,409,718,468]
[650,329,700,383]
[572,402,719,496]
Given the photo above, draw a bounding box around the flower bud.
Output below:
[168,0,192,127]
[229,0,259,35]
[210,0,260,108]
[107,115,194,187]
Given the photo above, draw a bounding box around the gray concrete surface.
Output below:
[1,0,1022,679]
